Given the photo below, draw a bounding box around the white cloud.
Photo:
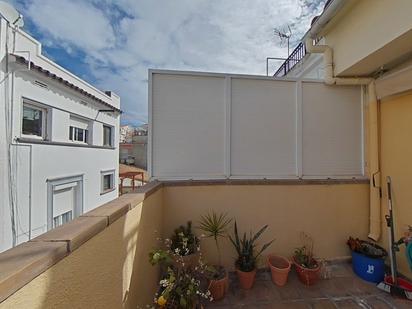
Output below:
[18,0,325,125]
[25,0,115,53]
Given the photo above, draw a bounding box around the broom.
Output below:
[376,176,412,300]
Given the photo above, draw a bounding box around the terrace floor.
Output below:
[204,262,411,309]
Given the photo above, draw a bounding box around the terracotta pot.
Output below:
[267,254,291,286]
[292,256,321,286]
[236,268,257,290]
[209,270,229,301]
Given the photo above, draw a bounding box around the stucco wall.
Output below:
[162,184,369,270]
[324,0,412,76]
[380,92,412,277]
[0,189,163,309]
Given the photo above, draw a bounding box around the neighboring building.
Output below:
[119,125,134,143]
[119,123,148,169]
[120,124,147,143]
[119,134,147,169]
[0,17,121,252]
[136,123,148,136]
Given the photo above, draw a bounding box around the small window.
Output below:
[69,126,89,143]
[22,102,46,138]
[101,170,115,194]
[69,116,90,144]
[53,210,73,228]
[103,125,113,147]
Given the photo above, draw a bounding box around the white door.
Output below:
[52,186,75,228]
[47,175,83,230]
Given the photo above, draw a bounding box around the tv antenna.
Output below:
[0,1,24,28]
[274,25,292,57]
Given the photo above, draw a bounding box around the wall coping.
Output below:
[0,178,367,303]
[162,178,369,186]
[0,181,163,303]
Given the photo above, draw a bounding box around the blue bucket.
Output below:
[351,251,385,283]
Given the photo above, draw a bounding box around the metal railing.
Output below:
[273,42,306,77]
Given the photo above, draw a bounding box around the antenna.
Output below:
[0,1,24,27]
[274,25,292,56]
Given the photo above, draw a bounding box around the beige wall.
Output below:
[380,92,412,276]
[0,189,163,309]
[0,182,373,307]
[324,0,412,76]
[162,184,369,270]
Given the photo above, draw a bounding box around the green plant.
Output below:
[229,221,274,272]
[294,232,317,269]
[171,221,199,256]
[149,240,212,308]
[149,249,173,266]
[346,237,387,258]
[198,211,232,266]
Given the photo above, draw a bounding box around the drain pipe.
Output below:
[305,38,381,241]
[367,82,381,241]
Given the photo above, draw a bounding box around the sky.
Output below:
[10,0,325,126]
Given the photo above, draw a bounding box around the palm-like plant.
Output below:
[198,212,232,266]
[229,221,274,272]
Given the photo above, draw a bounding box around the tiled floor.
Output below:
[204,263,411,308]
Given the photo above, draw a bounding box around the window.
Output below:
[22,102,46,138]
[53,210,72,228]
[103,125,113,147]
[69,126,89,143]
[69,116,90,144]
[101,170,115,193]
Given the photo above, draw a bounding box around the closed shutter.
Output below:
[301,83,363,176]
[151,74,226,178]
[230,78,297,176]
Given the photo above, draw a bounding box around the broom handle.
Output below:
[387,177,398,284]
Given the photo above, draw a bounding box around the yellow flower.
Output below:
[157,296,167,306]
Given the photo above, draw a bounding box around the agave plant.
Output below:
[229,221,274,272]
[198,211,232,266]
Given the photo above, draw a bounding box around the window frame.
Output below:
[21,101,48,140]
[69,126,89,144]
[103,125,113,147]
[101,169,116,194]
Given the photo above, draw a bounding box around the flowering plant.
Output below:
[149,233,212,308]
[171,221,200,256]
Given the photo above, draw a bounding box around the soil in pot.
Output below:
[236,268,257,290]
[208,266,229,301]
[292,256,321,286]
[268,254,291,286]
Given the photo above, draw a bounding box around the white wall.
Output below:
[149,70,363,180]
[0,19,120,252]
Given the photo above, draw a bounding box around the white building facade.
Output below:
[0,18,121,252]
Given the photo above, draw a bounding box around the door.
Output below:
[47,175,83,230]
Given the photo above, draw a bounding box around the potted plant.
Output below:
[267,254,291,286]
[347,237,387,283]
[149,242,212,308]
[198,211,232,300]
[229,222,274,290]
[170,221,200,268]
[292,232,321,286]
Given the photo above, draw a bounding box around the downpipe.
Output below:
[305,38,381,241]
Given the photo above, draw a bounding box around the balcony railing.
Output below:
[273,42,306,77]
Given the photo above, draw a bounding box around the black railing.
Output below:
[273,42,306,77]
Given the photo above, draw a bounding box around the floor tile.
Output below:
[204,264,405,309]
